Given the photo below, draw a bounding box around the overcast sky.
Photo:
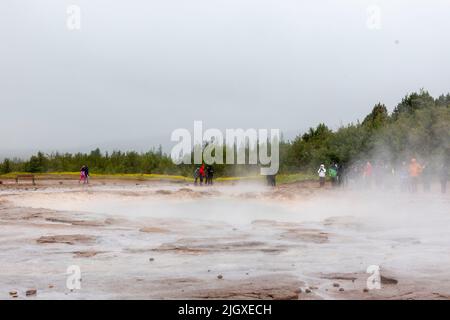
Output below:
[1,0,449,157]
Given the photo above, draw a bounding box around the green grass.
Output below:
[215,175,263,182]
[216,173,317,184]
[0,171,317,184]
[276,173,318,184]
[0,172,192,182]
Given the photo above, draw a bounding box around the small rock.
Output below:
[381,275,398,285]
[149,258,154,262]
[333,283,340,287]
[363,288,369,293]
[305,289,311,294]
[296,288,302,294]
[339,288,344,292]
[207,270,211,272]
[9,291,17,296]
[217,274,223,280]
[26,289,37,296]
[48,285,54,289]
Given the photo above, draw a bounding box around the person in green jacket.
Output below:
[329,163,338,187]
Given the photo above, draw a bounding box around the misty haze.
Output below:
[1,0,450,304]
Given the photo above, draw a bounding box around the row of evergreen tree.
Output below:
[1,90,449,176]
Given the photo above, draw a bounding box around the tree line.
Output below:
[2,90,450,177]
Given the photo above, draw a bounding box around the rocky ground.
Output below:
[0,179,449,300]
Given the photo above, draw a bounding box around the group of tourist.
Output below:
[320,158,449,193]
[193,164,214,186]
[317,162,342,187]
[79,165,89,184]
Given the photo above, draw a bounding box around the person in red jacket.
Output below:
[199,164,206,185]
[363,161,373,188]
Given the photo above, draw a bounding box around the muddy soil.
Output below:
[0,179,449,299]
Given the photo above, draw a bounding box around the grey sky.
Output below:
[1,0,449,157]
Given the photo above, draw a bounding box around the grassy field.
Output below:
[0,172,318,185]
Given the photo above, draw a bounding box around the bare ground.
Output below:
[0,179,449,300]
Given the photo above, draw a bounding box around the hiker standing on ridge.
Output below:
[409,158,422,193]
[318,164,326,187]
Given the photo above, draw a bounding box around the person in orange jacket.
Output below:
[408,158,422,193]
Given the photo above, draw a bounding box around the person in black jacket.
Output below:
[85,165,89,184]
[206,165,214,185]
[440,162,448,194]
[79,165,89,184]
[266,174,276,187]
[193,167,200,186]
